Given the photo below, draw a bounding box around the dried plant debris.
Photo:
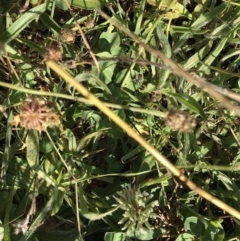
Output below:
[43,44,62,62]
[12,97,60,132]
[165,108,196,132]
[61,29,76,44]
[12,196,36,235]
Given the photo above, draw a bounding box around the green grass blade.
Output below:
[0,3,47,45]
[191,3,228,28]
[3,179,15,241]
[0,111,13,180]
[26,130,55,186]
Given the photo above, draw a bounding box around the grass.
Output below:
[1,0,240,240]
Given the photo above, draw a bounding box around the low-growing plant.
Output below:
[1,0,240,241]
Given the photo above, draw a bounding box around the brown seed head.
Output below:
[61,29,76,44]
[44,44,62,61]
[165,108,196,132]
[84,18,95,28]
[12,98,60,132]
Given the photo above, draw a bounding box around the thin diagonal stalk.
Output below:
[46,59,240,220]
[97,9,240,117]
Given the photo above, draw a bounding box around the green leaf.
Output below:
[26,130,56,186]
[99,62,117,85]
[204,220,225,241]
[39,12,61,35]
[72,0,113,10]
[0,3,47,45]
[166,92,206,119]
[98,32,121,52]
[3,180,15,241]
[183,40,213,70]
[40,138,53,153]
[21,64,36,87]
[176,233,195,241]
[75,72,112,94]
[78,184,119,220]
[199,37,228,72]
[51,189,65,216]
[104,232,126,241]
[184,216,205,236]
[0,112,13,179]
[133,228,162,240]
[117,69,136,91]
[26,130,39,166]
[191,3,228,28]
[55,0,73,10]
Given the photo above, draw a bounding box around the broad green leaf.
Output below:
[99,62,117,85]
[79,184,119,220]
[104,232,126,241]
[75,73,112,94]
[133,228,162,240]
[176,233,195,241]
[184,216,205,236]
[204,220,225,241]
[26,130,39,166]
[98,32,121,52]
[196,141,212,158]
[40,138,53,153]
[147,0,192,19]
[117,69,137,91]
[72,0,113,10]
[55,0,73,10]
[20,64,36,87]
[165,92,206,119]
[3,44,21,56]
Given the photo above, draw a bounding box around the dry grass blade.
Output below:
[46,59,240,220]
[96,8,240,117]
[63,0,100,73]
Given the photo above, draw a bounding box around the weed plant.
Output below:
[0,0,240,241]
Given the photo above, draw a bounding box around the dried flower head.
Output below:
[12,196,36,235]
[151,89,161,103]
[12,97,60,132]
[43,44,62,61]
[165,108,196,132]
[61,29,76,44]
[12,216,30,235]
[84,18,95,28]
[114,186,159,237]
